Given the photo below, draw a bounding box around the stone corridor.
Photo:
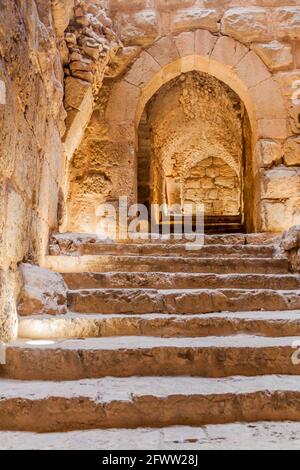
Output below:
[1,0,300,450]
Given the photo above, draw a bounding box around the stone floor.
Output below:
[1,422,300,450]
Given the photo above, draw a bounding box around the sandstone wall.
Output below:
[66,0,300,234]
[0,0,121,339]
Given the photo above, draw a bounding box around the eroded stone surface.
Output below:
[0,422,300,450]
[18,311,300,340]
[1,374,300,431]
[2,336,300,381]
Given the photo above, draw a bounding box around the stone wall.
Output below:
[186,158,240,216]
[0,0,120,339]
[65,0,300,234]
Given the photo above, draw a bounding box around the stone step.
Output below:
[2,422,300,450]
[49,233,279,254]
[50,243,277,258]
[0,375,300,432]
[18,311,300,340]
[63,272,300,290]
[1,336,300,380]
[67,288,300,315]
[44,255,289,274]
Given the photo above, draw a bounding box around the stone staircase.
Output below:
[1,232,300,447]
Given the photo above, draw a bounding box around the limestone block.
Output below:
[219,166,236,178]
[284,138,300,166]
[215,177,236,188]
[174,32,195,58]
[261,200,290,232]
[288,103,300,134]
[273,71,300,133]
[211,36,248,68]
[186,189,203,199]
[257,119,289,140]
[234,51,271,88]
[295,41,300,68]
[125,51,161,88]
[115,10,159,46]
[185,180,201,189]
[275,7,300,40]
[64,76,91,110]
[281,225,300,251]
[207,189,218,200]
[256,139,282,168]
[51,0,75,37]
[221,8,270,43]
[171,8,220,34]
[201,177,215,189]
[195,29,217,57]
[262,168,300,199]
[156,0,196,12]
[274,71,300,101]
[250,78,286,120]
[148,36,179,67]
[18,264,67,316]
[106,81,141,124]
[0,269,19,342]
[71,70,93,83]
[252,42,293,71]
[109,0,148,11]
[69,59,93,73]
[63,86,94,160]
[206,167,220,178]
[5,185,30,266]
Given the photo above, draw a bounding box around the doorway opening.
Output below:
[137,71,253,234]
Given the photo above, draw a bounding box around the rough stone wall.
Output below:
[0,0,70,340]
[66,0,300,234]
[0,0,120,339]
[62,0,121,159]
[186,158,240,216]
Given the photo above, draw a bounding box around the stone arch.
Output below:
[104,32,287,231]
[65,31,289,233]
[106,32,287,142]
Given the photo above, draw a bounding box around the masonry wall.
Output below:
[0,0,73,340]
[66,0,300,234]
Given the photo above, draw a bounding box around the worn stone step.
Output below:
[44,255,289,274]
[1,336,300,380]
[49,233,279,255]
[63,272,300,290]
[2,422,300,450]
[18,311,300,340]
[0,375,300,432]
[50,243,277,258]
[67,288,300,315]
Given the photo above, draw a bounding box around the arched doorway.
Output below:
[137,71,252,233]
